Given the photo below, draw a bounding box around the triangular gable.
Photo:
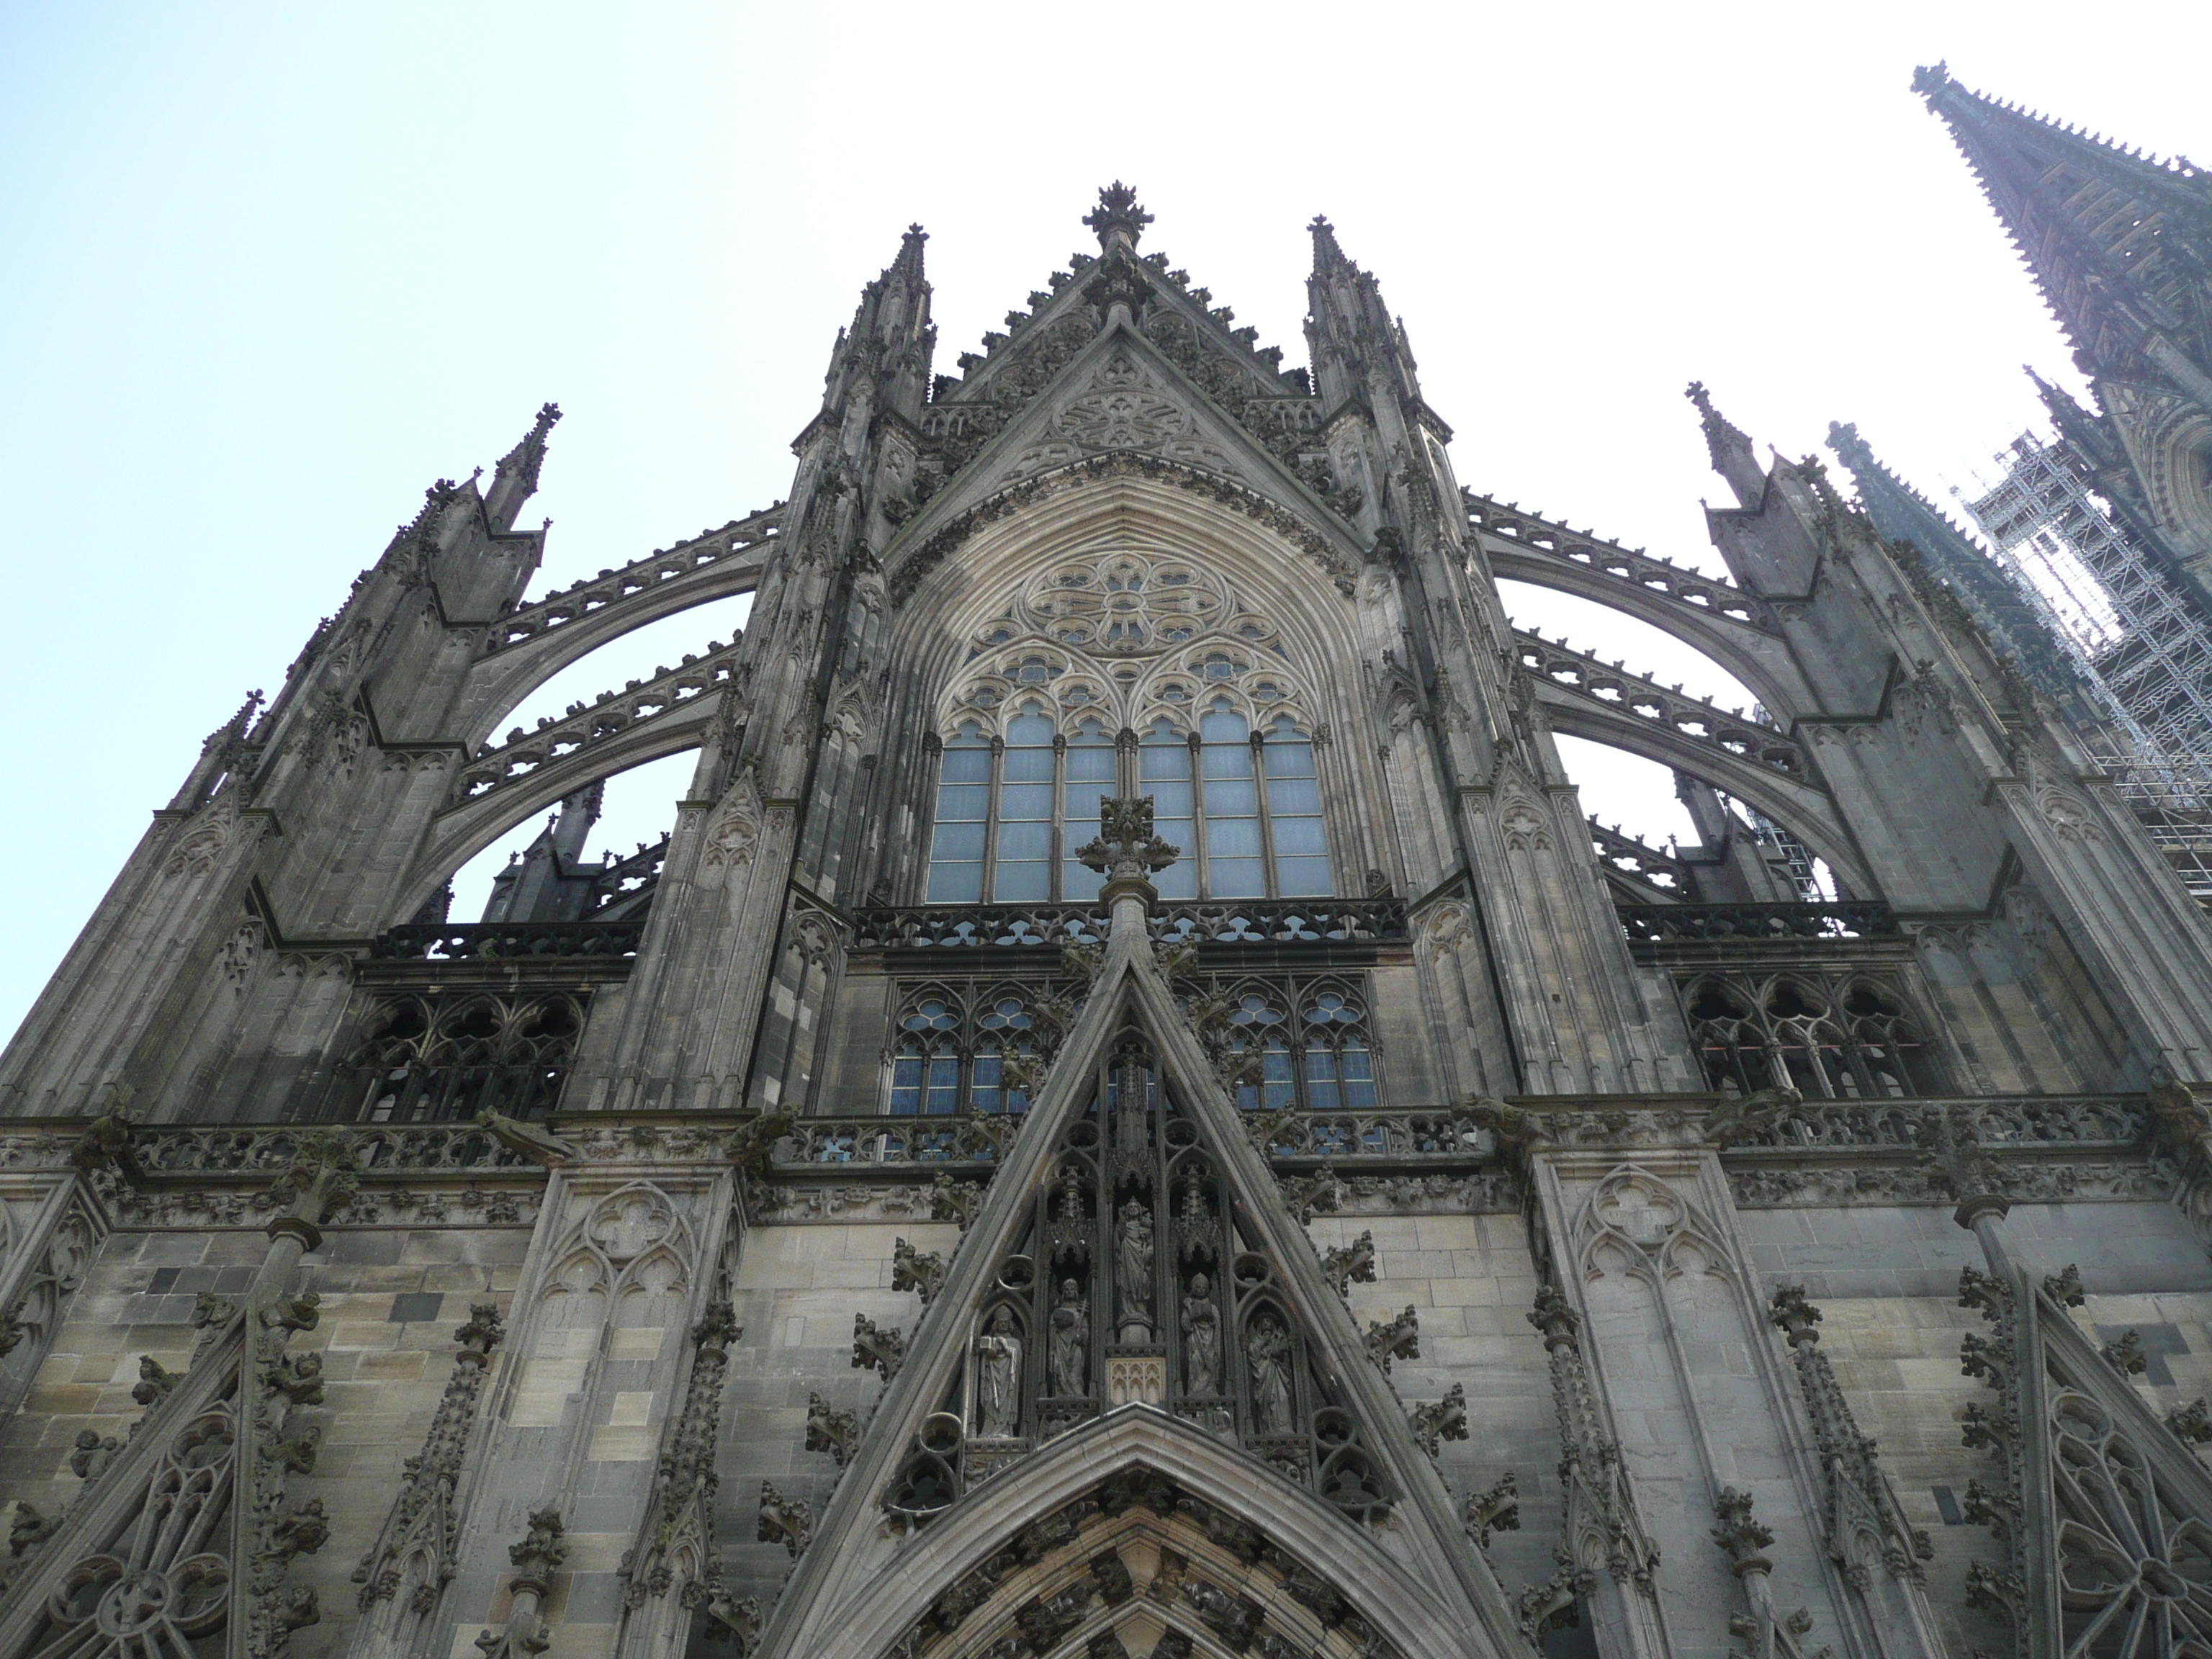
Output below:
[892,320,1359,578]
[757,920,1525,1659]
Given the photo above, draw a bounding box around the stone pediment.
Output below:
[896,322,1352,573]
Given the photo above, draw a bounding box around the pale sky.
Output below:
[4,1,2207,1042]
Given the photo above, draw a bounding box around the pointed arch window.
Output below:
[1141,705,1333,900]
[1224,979,1379,1114]
[888,987,1035,1115]
[1681,971,1938,1099]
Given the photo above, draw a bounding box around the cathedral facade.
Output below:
[6,68,2212,1659]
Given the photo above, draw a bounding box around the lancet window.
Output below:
[1680,971,1938,1099]
[887,984,1040,1115]
[925,714,1116,905]
[1214,976,1379,1113]
[336,990,585,1123]
[1139,703,1328,899]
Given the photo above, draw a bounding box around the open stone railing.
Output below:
[850,897,1408,951]
[459,637,743,801]
[369,920,647,961]
[483,508,781,655]
[1514,629,1806,778]
[1465,490,1779,634]
[1616,901,1898,942]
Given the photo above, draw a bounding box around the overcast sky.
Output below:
[4,1,2207,1043]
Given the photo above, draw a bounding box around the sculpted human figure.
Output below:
[1182,1273,1220,1394]
[975,1308,1021,1437]
[1248,1314,1292,1434]
[1116,1198,1155,1337]
[1049,1280,1089,1397]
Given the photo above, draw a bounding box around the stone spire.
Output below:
[1685,381,1764,508]
[821,224,936,424]
[1915,63,2212,406]
[1303,215,1420,410]
[484,403,561,534]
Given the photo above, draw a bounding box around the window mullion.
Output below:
[1252,734,1280,899]
[1050,734,1068,904]
[1187,733,1208,900]
[980,737,1006,902]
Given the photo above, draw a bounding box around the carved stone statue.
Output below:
[975,1308,1021,1437]
[1182,1274,1220,1395]
[1248,1314,1292,1434]
[1116,1199,1155,1339]
[1049,1280,1089,1397]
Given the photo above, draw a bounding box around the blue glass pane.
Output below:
[932,822,986,862]
[1007,712,1054,745]
[890,1056,922,1115]
[1267,776,1322,814]
[1000,784,1053,820]
[1066,782,1110,819]
[942,748,992,783]
[926,1057,960,1115]
[1269,815,1327,855]
[1141,745,1190,780]
[1262,739,1316,778]
[926,864,984,903]
[1003,746,1054,782]
[1305,1046,1341,1111]
[1200,744,1254,780]
[1068,744,1115,781]
[995,861,1050,901]
[1205,817,1263,857]
[1155,858,1197,899]
[1146,783,1193,818]
[997,821,1052,860]
[1062,863,1105,901]
[935,785,990,822]
[1210,858,1265,898]
[1275,857,1333,896]
[1203,781,1259,819]
[1200,709,1250,742]
[1341,1046,1376,1109]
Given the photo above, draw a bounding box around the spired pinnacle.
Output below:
[1685,381,1763,507]
[1912,60,1951,100]
[1084,183,1154,254]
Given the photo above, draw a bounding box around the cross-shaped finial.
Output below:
[1076,796,1179,899]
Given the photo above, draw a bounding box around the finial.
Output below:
[1083,182,1154,254]
[1912,61,1950,99]
[1308,213,1344,266]
[533,401,562,436]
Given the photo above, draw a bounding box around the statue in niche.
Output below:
[975,1308,1022,1438]
[1116,1199,1155,1339]
[1182,1274,1220,1394]
[1248,1314,1292,1434]
[1050,1280,1089,1397]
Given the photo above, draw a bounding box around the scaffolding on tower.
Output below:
[1955,429,2212,905]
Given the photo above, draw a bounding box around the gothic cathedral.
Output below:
[7,66,2212,1659]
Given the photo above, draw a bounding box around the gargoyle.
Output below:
[474,1107,578,1166]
